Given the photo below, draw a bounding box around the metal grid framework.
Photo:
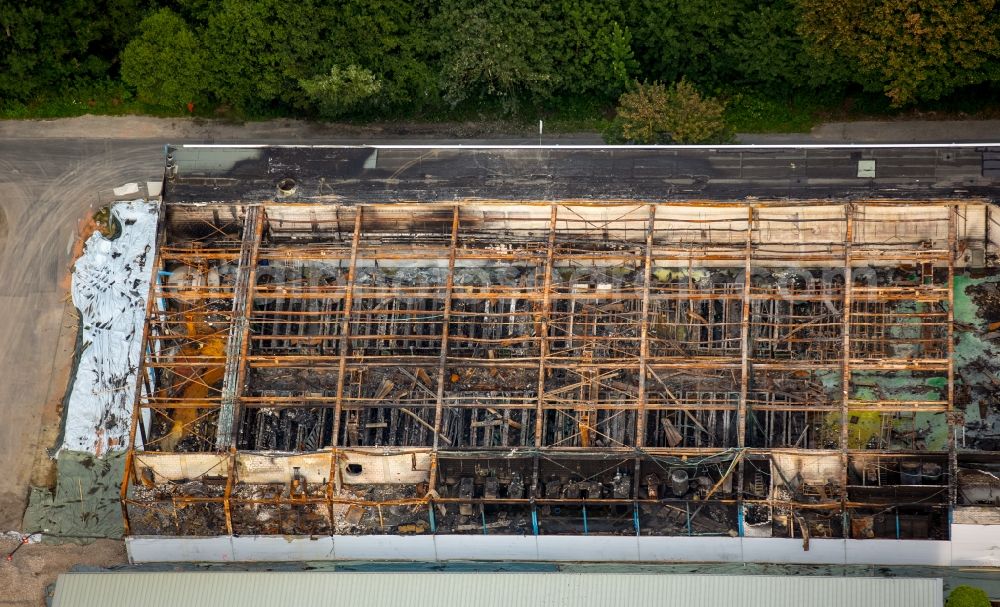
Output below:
[121,199,970,539]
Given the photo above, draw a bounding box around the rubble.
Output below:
[115,198,998,541]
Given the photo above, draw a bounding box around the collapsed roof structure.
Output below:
[120,145,1000,560]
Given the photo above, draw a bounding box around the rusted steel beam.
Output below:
[151,399,947,412]
[234,355,949,373]
[119,449,135,536]
[427,452,439,499]
[243,327,957,344]
[432,206,461,453]
[852,287,949,299]
[845,400,949,408]
[736,206,753,532]
[737,206,753,449]
[223,450,235,535]
[296,445,941,457]
[840,204,853,535]
[532,204,558,497]
[231,290,772,302]
[848,359,950,371]
[123,497,228,506]
[151,292,237,301]
[635,204,655,451]
[948,204,958,508]
[215,205,266,449]
[243,356,745,367]
[245,249,950,265]
[157,251,242,261]
[143,357,227,366]
[252,197,976,210]
[328,449,339,520]
[140,402,222,410]
[331,209,363,452]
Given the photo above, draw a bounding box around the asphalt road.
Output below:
[0,139,164,529]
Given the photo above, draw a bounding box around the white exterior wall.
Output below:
[127,524,1000,565]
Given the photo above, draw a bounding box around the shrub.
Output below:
[946,585,991,607]
[606,78,734,144]
[300,65,382,119]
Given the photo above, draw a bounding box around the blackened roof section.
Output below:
[163,145,1000,203]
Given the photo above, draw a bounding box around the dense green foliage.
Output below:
[797,0,1000,105]
[2,0,1000,127]
[121,8,207,107]
[945,585,991,607]
[301,66,383,119]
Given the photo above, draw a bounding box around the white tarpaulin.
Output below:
[60,200,158,456]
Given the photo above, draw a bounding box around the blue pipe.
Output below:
[686,501,692,536]
[633,503,640,536]
[531,508,539,536]
[895,509,900,539]
[428,505,436,533]
[738,504,745,537]
[582,504,588,535]
[481,509,488,535]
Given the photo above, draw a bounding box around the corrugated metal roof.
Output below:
[52,572,941,607]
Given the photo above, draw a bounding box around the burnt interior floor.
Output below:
[121,200,1000,539]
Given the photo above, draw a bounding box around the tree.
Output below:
[435,0,557,111]
[0,3,52,100]
[204,0,331,112]
[121,9,208,108]
[89,0,160,68]
[544,2,636,99]
[592,21,638,98]
[608,79,732,144]
[0,0,151,102]
[946,585,991,607]
[624,0,750,86]
[316,0,438,112]
[796,0,1000,105]
[726,1,842,90]
[300,65,382,119]
[172,0,218,22]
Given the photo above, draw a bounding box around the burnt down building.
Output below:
[120,145,1000,559]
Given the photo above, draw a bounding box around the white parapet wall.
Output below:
[126,523,1000,565]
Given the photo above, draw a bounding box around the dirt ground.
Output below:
[0,537,126,606]
[0,114,598,142]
